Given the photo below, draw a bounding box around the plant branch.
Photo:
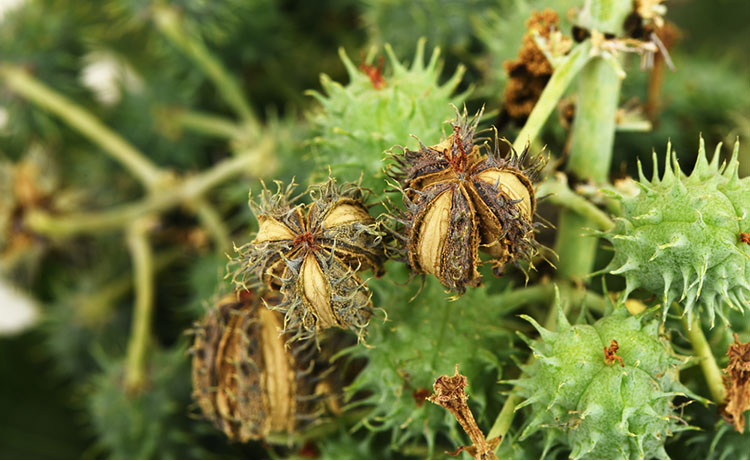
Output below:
[124,217,156,393]
[0,64,163,188]
[25,139,272,237]
[513,41,591,152]
[152,4,257,126]
[537,174,615,231]
[171,108,246,139]
[682,314,727,405]
[189,196,231,251]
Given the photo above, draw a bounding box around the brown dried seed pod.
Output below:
[388,108,545,293]
[232,177,386,341]
[191,290,321,442]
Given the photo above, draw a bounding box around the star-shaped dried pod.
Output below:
[190,290,325,442]
[388,108,545,293]
[232,177,386,341]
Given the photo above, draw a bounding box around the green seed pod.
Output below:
[191,291,321,442]
[307,38,466,191]
[514,299,692,459]
[602,138,750,327]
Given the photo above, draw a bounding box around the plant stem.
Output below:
[554,47,623,280]
[26,140,272,237]
[124,217,155,393]
[537,174,615,231]
[513,42,591,152]
[190,196,231,251]
[172,109,245,139]
[152,4,257,126]
[0,64,163,188]
[682,315,727,405]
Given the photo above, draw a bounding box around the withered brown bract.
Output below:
[388,109,545,293]
[232,177,386,341]
[190,291,321,442]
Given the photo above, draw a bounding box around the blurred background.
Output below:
[1,0,749,458]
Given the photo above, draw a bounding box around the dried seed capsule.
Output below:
[233,177,386,340]
[389,109,544,293]
[191,291,320,442]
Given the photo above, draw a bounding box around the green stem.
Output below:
[513,41,591,152]
[190,196,231,251]
[171,109,245,139]
[682,315,727,404]
[553,0,630,280]
[0,64,163,188]
[537,175,615,231]
[26,140,272,237]
[152,4,257,126]
[124,217,155,393]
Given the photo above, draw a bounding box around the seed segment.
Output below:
[389,109,545,293]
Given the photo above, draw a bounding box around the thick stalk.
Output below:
[513,42,591,152]
[124,217,155,393]
[171,109,245,139]
[555,55,622,280]
[26,140,272,237]
[682,315,727,404]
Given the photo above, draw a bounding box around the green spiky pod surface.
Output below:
[307,39,467,193]
[343,270,514,457]
[514,302,692,459]
[603,139,750,327]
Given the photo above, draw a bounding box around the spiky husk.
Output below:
[231,178,386,341]
[514,300,692,459]
[307,39,467,192]
[387,109,546,293]
[602,138,750,327]
[190,291,322,442]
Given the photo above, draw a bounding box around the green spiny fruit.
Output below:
[307,38,467,193]
[514,298,692,459]
[343,268,513,457]
[602,138,750,327]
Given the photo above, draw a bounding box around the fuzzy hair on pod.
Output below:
[232,177,386,342]
[513,292,695,459]
[602,138,750,327]
[190,291,324,442]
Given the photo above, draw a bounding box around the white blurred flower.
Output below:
[0,279,39,335]
[0,0,25,23]
[80,50,143,106]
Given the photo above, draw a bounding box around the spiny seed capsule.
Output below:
[602,138,750,327]
[388,108,545,293]
[514,295,693,459]
[191,290,322,442]
[233,177,386,341]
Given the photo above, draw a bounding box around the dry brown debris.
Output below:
[502,9,565,124]
[428,365,500,460]
[721,334,750,433]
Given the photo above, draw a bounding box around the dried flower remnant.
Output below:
[501,9,571,126]
[721,334,750,433]
[389,109,545,293]
[428,365,500,460]
[603,339,625,367]
[233,177,386,340]
[740,233,750,245]
[190,291,322,442]
[359,55,386,90]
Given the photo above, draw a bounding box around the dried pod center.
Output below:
[446,126,469,174]
[293,231,318,250]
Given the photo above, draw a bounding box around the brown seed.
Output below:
[388,108,545,293]
[190,291,319,441]
[232,177,386,341]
